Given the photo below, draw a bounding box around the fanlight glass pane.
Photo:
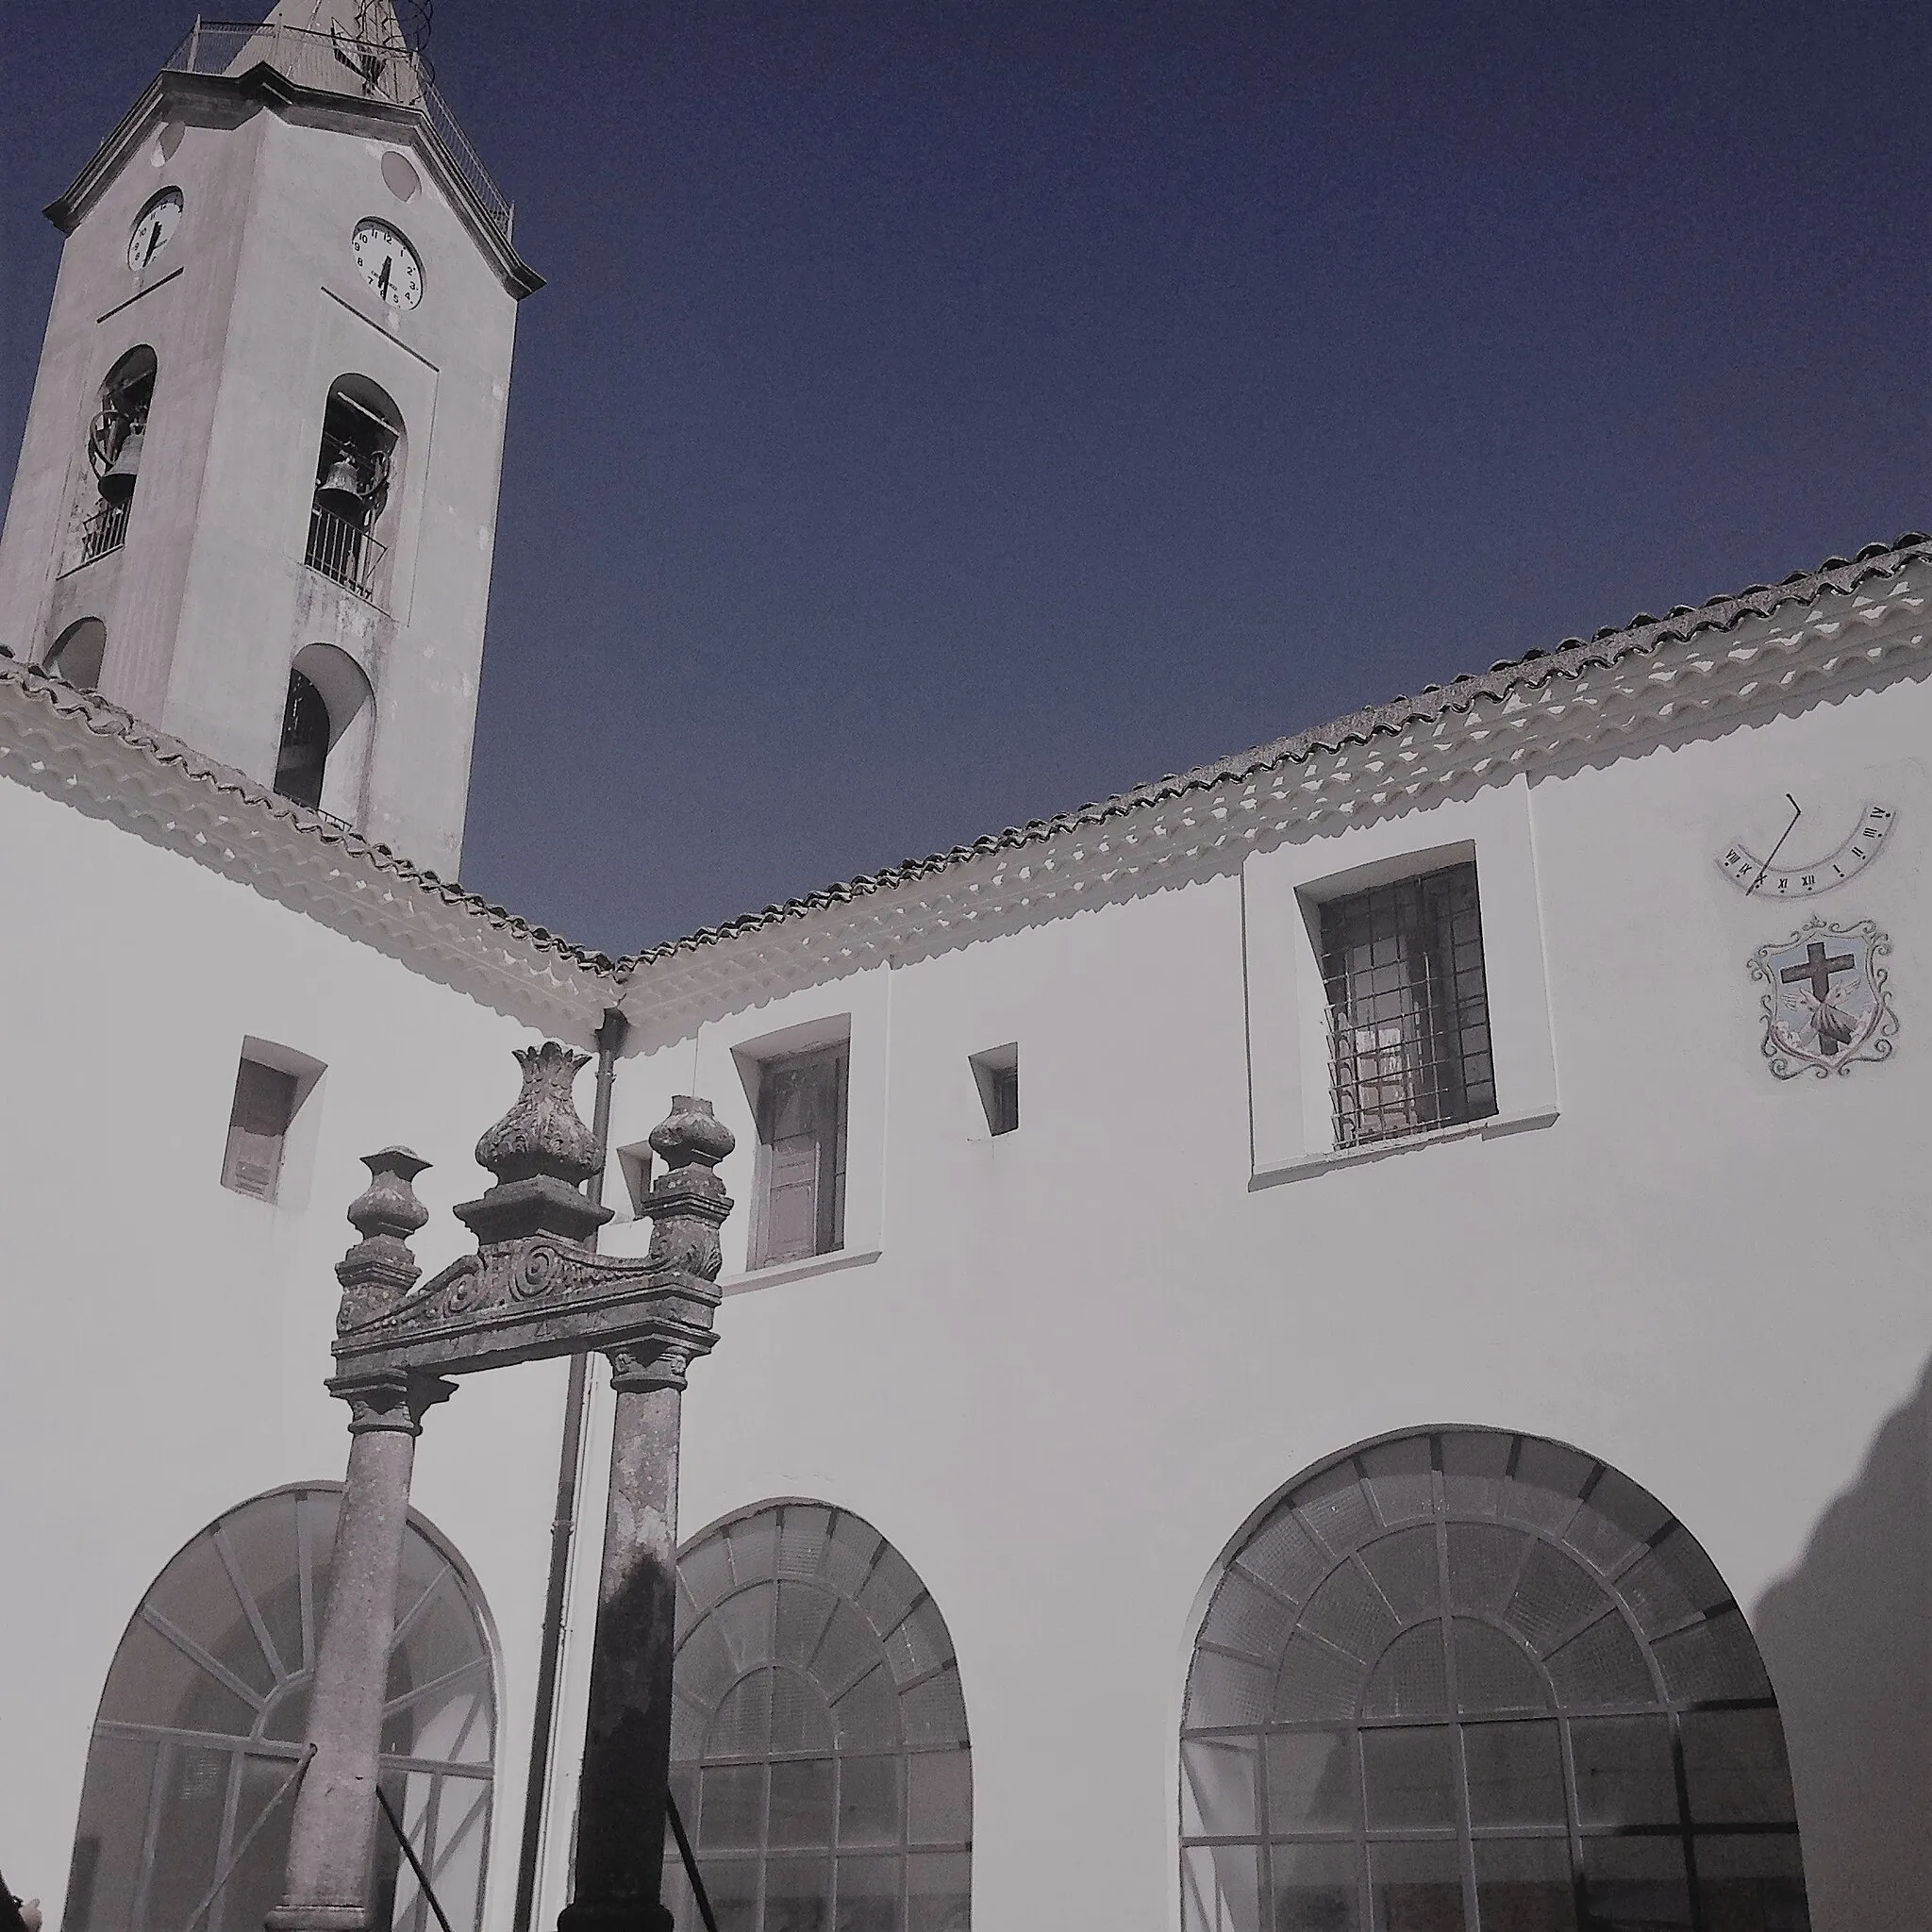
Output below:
[1180,1432,1808,1932]
[674,1503,971,1928]
[65,1486,495,1932]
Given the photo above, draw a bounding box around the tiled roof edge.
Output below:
[618,533,1931,972]
[0,651,622,980]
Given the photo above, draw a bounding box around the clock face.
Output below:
[1717,800,1896,898]
[128,188,184,272]
[351,219,423,310]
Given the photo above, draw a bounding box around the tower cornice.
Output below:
[45,63,541,301]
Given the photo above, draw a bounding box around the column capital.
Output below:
[605,1337,709,1394]
[333,1373,457,1435]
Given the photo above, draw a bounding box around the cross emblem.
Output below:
[1780,939,1855,1003]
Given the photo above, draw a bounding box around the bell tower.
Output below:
[0,0,540,876]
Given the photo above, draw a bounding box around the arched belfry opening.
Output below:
[44,617,108,691]
[1182,1428,1810,1931]
[75,347,156,567]
[274,643,375,823]
[305,376,402,604]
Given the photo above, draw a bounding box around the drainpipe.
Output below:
[510,1006,629,1932]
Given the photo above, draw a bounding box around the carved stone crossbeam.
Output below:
[329,1042,734,1387]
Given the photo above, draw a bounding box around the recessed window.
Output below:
[219,1043,322,1203]
[1181,1429,1810,1932]
[1319,860,1496,1148]
[970,1044,1019,1137]
[666,1502,972,1932]
[63,1485,495,1932]
[751,1043,847,1269]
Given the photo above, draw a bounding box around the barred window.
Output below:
[1180,1429,1809,1932]
[1320,863,1496,1148]
[668,1502,972,1931]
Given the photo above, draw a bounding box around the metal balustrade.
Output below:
[305,503,387,601]
[61,500,130,575]
[164,19,513,241]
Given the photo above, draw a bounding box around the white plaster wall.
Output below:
[0,774,565,1930]
[5,659,1931,1932]
[580,666,1932,1931]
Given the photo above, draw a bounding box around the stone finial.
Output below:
[641,1097,736,1282]
[336,1148,430,1333]
[475,1041,601,1186]
[649,1095,736,1174]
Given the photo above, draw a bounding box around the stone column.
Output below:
[560,1097,734,1932]
[558,1346,693,1932]
[267,1374,451,1932]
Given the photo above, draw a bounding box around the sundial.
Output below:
[1716,795,1895,898]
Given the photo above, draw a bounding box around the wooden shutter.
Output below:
[755,1046,847,1266]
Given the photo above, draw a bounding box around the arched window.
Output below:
[64,1485,496,1932]
[1181,1429,1808,1932]
[668,1501,972,1931]
[44,617,108,691]
[273,644,375,822]
[306,376,403,603]
[72,347,156,567]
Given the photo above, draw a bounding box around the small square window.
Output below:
[751,1043,848,1269]
[1318,861,1497,1148]
[221,1058,298,1201]
[970,1044,1019,1136]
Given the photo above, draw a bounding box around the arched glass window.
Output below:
[1181,1429,1808,1932]
[668,1501,972,1931]
[64,1485,496,1932]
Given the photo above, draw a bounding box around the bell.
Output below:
[97,425,142,507]
[315,456,366,522]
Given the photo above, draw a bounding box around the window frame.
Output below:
[747,1041,850,1271]
[218,1039,325,1208]
[1179,1428,1809,1932]
[1241,776,1560,1182]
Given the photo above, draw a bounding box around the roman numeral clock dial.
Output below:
[351,218,423,310]
[1717,796,1895,897]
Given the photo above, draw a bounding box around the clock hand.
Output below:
[1746,793,1802,895]
[142,225,159,268]
[378,257,392,300]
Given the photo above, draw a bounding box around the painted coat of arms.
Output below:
[1747,917,1897,1078]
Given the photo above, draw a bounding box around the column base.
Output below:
[557,1902,675,1932]
[264,1908,373,1931]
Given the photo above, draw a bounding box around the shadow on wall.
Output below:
[1754,1354,1932,1930]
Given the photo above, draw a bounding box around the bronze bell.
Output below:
[314,455,367,522]
[97,425,143,507]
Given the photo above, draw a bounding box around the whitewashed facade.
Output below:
[4,7,1931,1932]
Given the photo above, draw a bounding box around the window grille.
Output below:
[221,1058,300,1201]
[1180,1429,1810,1932]
[666,1502,972,1932]
[1320,863,1496,1148]
[63,1485,495,1932]
[752,1044,848,1268]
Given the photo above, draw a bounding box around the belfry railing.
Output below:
[305,503,387,603]
[61,500,129,576]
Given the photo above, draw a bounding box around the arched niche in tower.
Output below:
[43,617,108,691]
[274,642,375,825]
[304,375,406,608]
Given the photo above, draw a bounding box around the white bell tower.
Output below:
[0,0,540,876]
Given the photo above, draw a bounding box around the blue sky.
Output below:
[5,1,1926,952]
